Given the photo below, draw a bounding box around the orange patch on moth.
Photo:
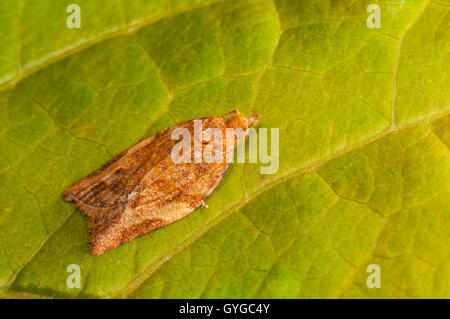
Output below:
[62,110,259,255]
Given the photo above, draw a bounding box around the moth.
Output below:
[62,110,259,255]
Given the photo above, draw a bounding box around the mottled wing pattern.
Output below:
[62,110,258,255]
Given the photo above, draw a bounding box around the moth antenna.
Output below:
[223,109,239,119]
[247,114,260,127]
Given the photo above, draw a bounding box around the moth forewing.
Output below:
[62,110,259,255]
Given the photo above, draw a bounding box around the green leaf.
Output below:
[0,0,448,298]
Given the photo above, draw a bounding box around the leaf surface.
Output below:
[0,0,448,298]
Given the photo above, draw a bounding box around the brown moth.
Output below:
[62,110,259,255]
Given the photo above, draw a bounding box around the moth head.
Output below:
[224,109,260,130]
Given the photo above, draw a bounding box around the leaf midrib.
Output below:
[2,0,446,298]
[114,112,449,298]
[2,109,447,299]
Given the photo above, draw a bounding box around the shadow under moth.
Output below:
[62,110,259,255]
